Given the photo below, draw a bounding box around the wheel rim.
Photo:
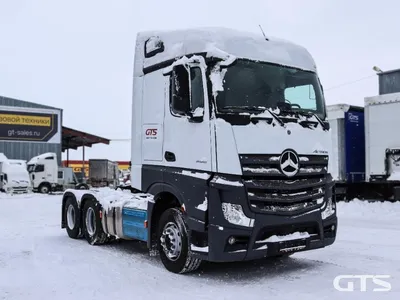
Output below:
[66,204,76,230]
[41,186,49,193]
[80,185,86,190]
[86,207,96,236]
[160,222,182,261]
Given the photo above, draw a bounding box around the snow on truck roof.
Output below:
[27,152,56,164]
[133,27,317,76]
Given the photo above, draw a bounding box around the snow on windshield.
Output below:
[214,60,324,116]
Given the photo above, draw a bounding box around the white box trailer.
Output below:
[365,92,400,185]
[326,96,400,201]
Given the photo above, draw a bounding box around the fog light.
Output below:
[331,225,335,231]
[228,236,236,245]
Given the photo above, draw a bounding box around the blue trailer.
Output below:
[327,104,366,200]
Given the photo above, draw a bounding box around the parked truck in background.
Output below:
[8,159,28,169]
[60,27,337,274]
[326,104,365,200]
[88,159,119,188]
[0,153,31,193]
[327,92,400,201]
[28,152,88,193]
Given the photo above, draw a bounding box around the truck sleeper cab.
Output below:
[28,152,87,193]
[61,27,337,274]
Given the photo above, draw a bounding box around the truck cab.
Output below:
[28,153,87,193]
[0,159,31,194]
[131,28,336,265]
[61,27,337,274]
[27,152,58,193]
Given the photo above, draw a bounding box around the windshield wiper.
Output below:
[264,109,285,127]
[221,106,285,127]
[223,105,266,112]
[274,102,329,130]
[309,112,329,131]
[295,111,329,131]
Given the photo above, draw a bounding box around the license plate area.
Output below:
[278,239,307,253]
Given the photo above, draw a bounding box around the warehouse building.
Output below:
[0,95,109,166]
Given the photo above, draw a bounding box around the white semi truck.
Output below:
[28,152,88,193]
[60,27,337,274]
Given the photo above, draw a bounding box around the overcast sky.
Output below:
[0,0,399,161]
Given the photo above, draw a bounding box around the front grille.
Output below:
[240,154,329,215]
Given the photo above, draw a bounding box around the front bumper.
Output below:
[189,174,337,262]
[205,211,337,262]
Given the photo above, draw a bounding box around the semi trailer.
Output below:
[327,92,400,201]
[60,27,337,274]
[326,104,365,200]
[88,159,119,188]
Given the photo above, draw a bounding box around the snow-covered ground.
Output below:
[0,193,399,300]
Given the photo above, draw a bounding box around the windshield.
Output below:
[27,164,35,173]
[215,59,326,118]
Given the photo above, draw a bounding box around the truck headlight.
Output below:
[221,203,254,227]
[321,197,335,220]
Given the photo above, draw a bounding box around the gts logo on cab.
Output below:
[145,128,158,140]
[145,129,158,136]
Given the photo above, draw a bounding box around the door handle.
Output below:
[164,151,176,162]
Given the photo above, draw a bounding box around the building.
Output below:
[0,95,63,165]
[0,95,110,168]
[377,68,400,95]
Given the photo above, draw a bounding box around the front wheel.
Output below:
[39,183,51,194]
[82,198,108,245]
[157,208,202,274]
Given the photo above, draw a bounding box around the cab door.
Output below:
[162,56,213,172]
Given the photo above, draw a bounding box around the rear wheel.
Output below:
[157,208,202,274]
[64,197,81,239]
[77,183,89,190]
[82,198,107,245]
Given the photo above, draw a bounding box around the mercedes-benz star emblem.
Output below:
[279,150,299,177]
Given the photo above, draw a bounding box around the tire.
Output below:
[82,198,108,245]
[64,197,81,239]
[39,183,51,194]
[157,208,202,274]
[77,184,89,190]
